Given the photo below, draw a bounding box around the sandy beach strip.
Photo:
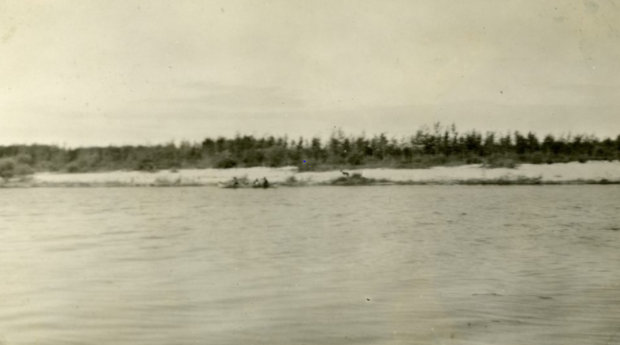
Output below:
[4,161,615,187]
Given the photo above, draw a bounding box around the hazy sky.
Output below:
[1,0,619,146]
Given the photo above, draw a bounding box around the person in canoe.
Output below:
[253,178,260,187]
[262,177,270,188]
[232,177,239,187]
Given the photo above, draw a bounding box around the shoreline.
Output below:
[2,161,620,188]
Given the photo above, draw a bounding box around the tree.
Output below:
[264,146,288,167]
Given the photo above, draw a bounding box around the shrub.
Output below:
[264,146,287,167]
[346,152,365,165]
[214,157,237,169]
[465,156,483,164]
[0,158,16,181]
[484,157,518,169]
[14,164,34,176]
[15,154,33,165]
[0,157,34,181]
[66,162,82,173]
[136,159,156,172]
[329,175,389,186]
[530,152,544,164]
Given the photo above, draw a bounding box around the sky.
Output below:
[1,0,619,146]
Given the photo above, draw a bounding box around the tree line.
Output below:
[1,123,619,176]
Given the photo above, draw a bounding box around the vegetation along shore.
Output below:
[1,124,619,186]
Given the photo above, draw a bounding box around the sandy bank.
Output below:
[4,161,620,187]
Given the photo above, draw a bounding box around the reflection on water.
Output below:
[1,186,619,345]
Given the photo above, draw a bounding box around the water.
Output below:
[1,186,619,345]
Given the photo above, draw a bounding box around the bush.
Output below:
[66,162,82,173]
[530,152,544,164]
[329,175,389,186]
[346,152,365,165]
[15,154,33,165]
[14,164,34,176]
[214,157,237,169]
[0,158,16,181]
[465,156,483,164]
[264,146,287,167]
[65,158,94,173]
[484,157,518,169]
[136,159,156,172]
[0,157,34,181]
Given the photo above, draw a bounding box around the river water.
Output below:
[1,186,619,345]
